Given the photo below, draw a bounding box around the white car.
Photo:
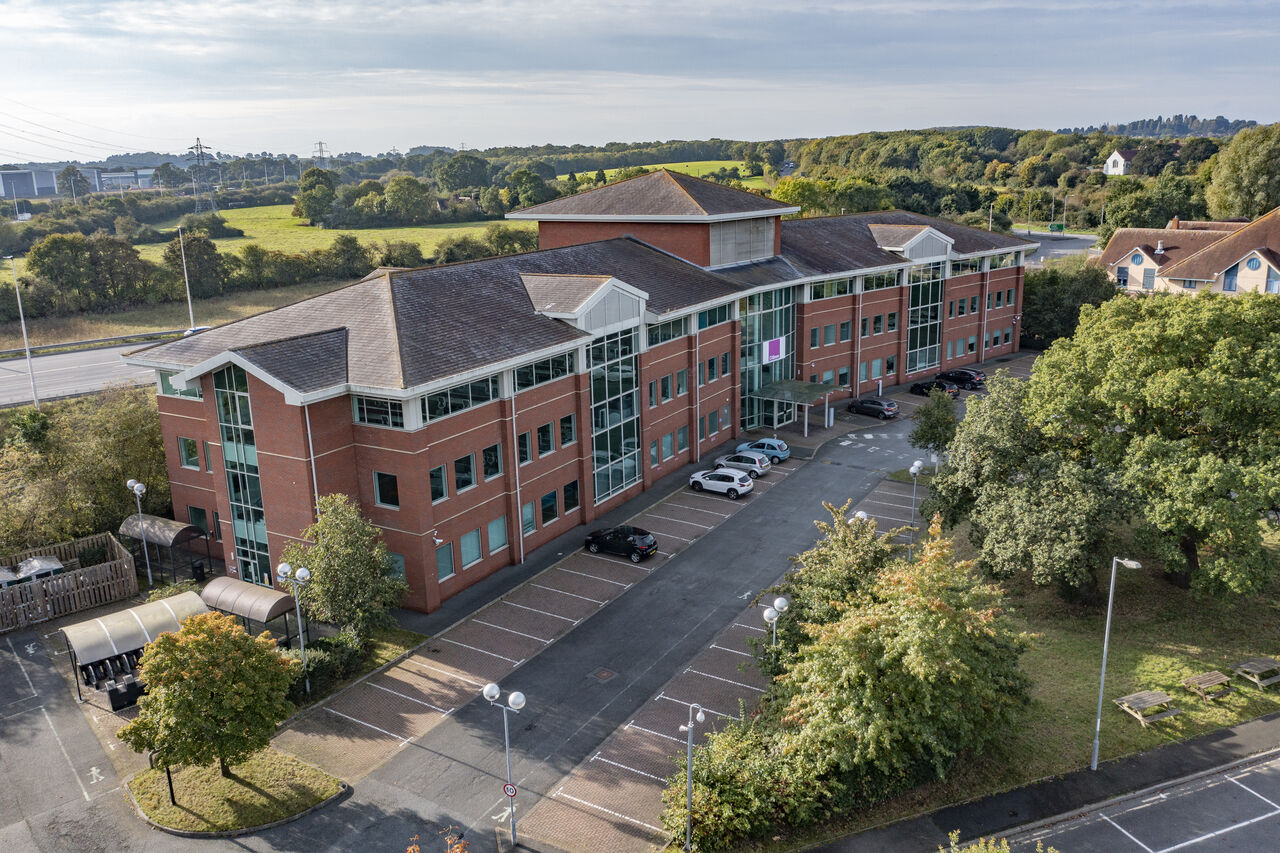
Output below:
[713,450,771,479]
[689,469,754,499]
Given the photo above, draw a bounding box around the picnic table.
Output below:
[1115,690,1181,727]
[1183,670,1233,702]
[1232,657,1280,689]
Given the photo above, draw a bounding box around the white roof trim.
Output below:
[1211,249,1280,279]
[506,209,797,223]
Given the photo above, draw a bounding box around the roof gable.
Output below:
[1158,207,1280,280]
[1098,227,1233,270]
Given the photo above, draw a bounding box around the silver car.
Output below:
[712,450,772,479]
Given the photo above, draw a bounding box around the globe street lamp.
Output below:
[908,460,924,560]
[482,682,526,846]
[276,562,312,698]
[125,479,152,587]
[761,595,790,647]
[1091,556,1142,771]
[679,702,706,852]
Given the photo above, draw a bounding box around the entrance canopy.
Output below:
[60,591,208,665]
[754,379,838,404]
[118,514,205,548]
[201,576,294,623]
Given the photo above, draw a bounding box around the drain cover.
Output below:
[593,668,615,682]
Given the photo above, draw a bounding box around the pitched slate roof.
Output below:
[1158,207,1280,280]
[519,274,612,314]
[1098,227,1234,270]
[508,169,797,219]
[235,329,349,393]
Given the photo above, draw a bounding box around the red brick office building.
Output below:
[128,170,1034,613]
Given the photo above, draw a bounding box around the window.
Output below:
[522,501,535,535]
[1182,279,1197,290]
[861,318,870,337]
[697,305,730,329]
[706,356,718,381]
[1004,327,1012,344]
[514,352,576,392]
[1006,288,1015,305]
[950,258,982,276]
[863,271,899,291]
[430,465,448,502]
[948,300,955,318]
[537,423,554,456]
[838,366,849,386]
[1222,264,1238,292]
[1247,257,1262,271]
[708,409,720,434]
[987,292,994,310]
[870,359,882,380]
[564,480,580,513]
[388,553,406,579]
[560,414,576,446]
[885,355,896,374]
[809,327,819,348]
[454,454,475,492]
[721,352,730,375]
[991,252,1016,269]
[808,374,818,383]
[188,506,208,533]
[810,278,852,299]
[1143,268,1156,290]
[676,369,688,395]
[821,369,834,385]
[698,418,705,440]
[823,324,836,345]
[698,362,705,386]
[662,432,674,459]
[203,440,212,471]
[213,511,221,541]
[460,529,482,568]
[541,490,558,524]
[436,543,455,581]
[660,375,672,401]
[677,425,689,451]
[374,471,399,508]
[158,371,202,399]
[859,362,868,382]
[178,437,199,469]
[1116,267,1129,287]
[647,317,688,346]
[483,443,502,479]
[518,432,531,464]
[947,340,954,360]
[968,335,977,353]
[872,315,883,335]
[1268,268,1280,294]
[995,290,1004,308]
[353,395,404,428]
[839,321,851,342]
[969,296,978,313]
[648,380,657,408]
[424,375,501,421]
[650,440,659,466]
[489,517,508,553]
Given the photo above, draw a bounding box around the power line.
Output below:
[0,109,146,153]
[0,95,191,144]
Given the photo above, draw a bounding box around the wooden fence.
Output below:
[0,532,137,633]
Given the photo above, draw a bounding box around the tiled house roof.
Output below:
[1158,207,1280,280]
[507,169,797,219]
[1098,227,1232,270]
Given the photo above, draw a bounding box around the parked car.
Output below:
[937,368,986,390]
[713,450,772,478]
[909,378,960,397]
[848,397,899,419]
[735,438,790,464]
[584,525,658,562]
[689,469,754,499]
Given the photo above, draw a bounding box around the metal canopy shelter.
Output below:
[200,576,309,649]
[753,379,839,437]
[118,514,213,584]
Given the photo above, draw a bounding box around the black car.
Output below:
[909,378,960,397]
[937,368,986,390]
[584,525,658,562]
[848,396,900,419]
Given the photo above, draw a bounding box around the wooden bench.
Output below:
[1184,670,1233,702]
[1115,690,1181,727]
[1232,657,1280,689]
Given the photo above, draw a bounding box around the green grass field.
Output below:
[558,160,772,190]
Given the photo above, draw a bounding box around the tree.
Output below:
[162,232,224,298]
[770,177,829,213]
[482,223,536,256]
[291,167,338,224]
[507,169,556,207]
[25,233,91,304]
[377,240,426,268]
[1207,123,1280,219]
[152,162,188,190]
[1020,255,1117,349]
[322,234,374,279]
[1128,143,1180,177]
[118,612,298,777]
[57,166,91,200]
[909,388,958,461]
[279,493,408,639]
[436,153,490,191]
[383,175,434,224]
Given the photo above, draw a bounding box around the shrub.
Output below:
[146,579,201,602]
[76,543,109,567]
[285,629,368,703]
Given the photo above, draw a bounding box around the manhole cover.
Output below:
[592,668,615,682]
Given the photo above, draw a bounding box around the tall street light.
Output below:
[176,225,196,331]
[482,682,526,847]
[275,562,312,698]
[762,595,790,647]
[126,479,152,587]
[679,702,706,852]
[908,459,924,560]
[5,256,39,410]
[1091,556,1142,771]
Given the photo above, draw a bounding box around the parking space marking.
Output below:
[553,788,665,833]
[1101,815,1154,851]
[1228,773,1280,808]
[5,637,37,697]
[733,622,766,633]
[438,637,523,664]
[648,530,695,542]
[369,681,452,714]
[42,707,91,801]
[626,720,683,744]
[644,513,714,529]
[530,583,606,605]
[685,668,765,693]
[591,753,667,782]
[1158,810,1280,853]
[325,707,410,743]
[661,500,733,518]
[471,618,554,644]
[552,566,631,588]
[657,693,738,721]
[498,599,581,624]
[403,657,487,686]
[710,642,751,657]
[579,552,654,571]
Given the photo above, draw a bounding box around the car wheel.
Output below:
[587,542,600,553]
[771,455,781,465]
[630,551,642,563]
[878,412,888,420]
[748,470,759,479]
[691,481,704,492]
[714,463,725,469]
[727,489,739,500]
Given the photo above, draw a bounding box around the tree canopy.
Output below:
[1019,255,1117,349]
[1207,123,1280,219]
[909,388,959,462]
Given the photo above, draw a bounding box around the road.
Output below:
[1022,229,1098,265]
[0,344,153,408]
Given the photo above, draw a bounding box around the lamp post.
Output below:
[275,562,312,698]
[176,225,196,331]
[679,702,706,852]
[1091,556,1142,771]
[5,256,39,409]
[125,479,152,587]
[482,682,526,847]
[761,595,789,647]
[908,459,924,560]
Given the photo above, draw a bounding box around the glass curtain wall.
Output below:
[738,287,796,429]
[214,365,271,586]
[589,329,641,503]
[906,262,944,374]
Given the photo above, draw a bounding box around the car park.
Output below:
[909,378,960,397]
[937,368,986,389]
[584,525,658,562]
[689,469,754,499]
[848,397,899,419]
[713,450,772,478]
[735,438,790,464]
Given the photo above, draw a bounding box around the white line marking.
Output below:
[649,531,695,542]
[657,694,738,720]
[553,566,630,587]
[1228,773,1280,809]
[1103,815,1154,852]
[530,583,605,605]
[6,637,36,695]
[685,668,765,693]
[368,681,451,714]
[710,643,752,657]
[1155,808,1280,852]
[42,707,90,801]
[553,788,664,833]
[499,600,579,624]
[591,753,666,782]
[402,657,486,687]
[325,707,410,742]
[579,552,655,573]
[662,502,731,518]
[438,637,523,664]
[643,513,714,529]
[472,618,553,643]
[859,513,917,525]
[626,720,683,744]
[732,622,766,633]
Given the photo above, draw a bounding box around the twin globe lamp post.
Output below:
[275,562,312,698]
[125,479,153,587]
[482,682,526,847]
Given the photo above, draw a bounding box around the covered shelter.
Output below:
[753,379,840,436]
[59,591,208,706]
[200,576,309,649]
[117,514,213,584]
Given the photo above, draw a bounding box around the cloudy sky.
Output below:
[2,0,1275,163]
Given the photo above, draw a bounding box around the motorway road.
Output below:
[0,344,153,408]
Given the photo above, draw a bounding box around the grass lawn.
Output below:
[127,747,342,833]
[558,160,772,190]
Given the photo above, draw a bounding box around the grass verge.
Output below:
[127,747,342,834]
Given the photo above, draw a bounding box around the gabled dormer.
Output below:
[520,273,649,337]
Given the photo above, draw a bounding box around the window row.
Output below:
[519,480,581,537]
[647,369,689,407]
[946,336,980,359]
[854,355,898,382]
[948,296,980,318]
[422,375,502,422]
[647,317,688,347]
[860,312,898,338]
[515,352,577,392]
[698,351,733,385]
[697,406,732,440]
[807,366,853,386]
[697,305,731,329]
[648,426,690,466]
[436,515,510,581]
[986,288,1017,310]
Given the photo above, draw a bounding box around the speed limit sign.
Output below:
[504,783,517,798]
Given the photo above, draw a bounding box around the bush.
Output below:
[76,544,109,567]
[285,629,368,702]
[146,579,201,602]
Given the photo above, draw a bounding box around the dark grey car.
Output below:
[848,397,900,419]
